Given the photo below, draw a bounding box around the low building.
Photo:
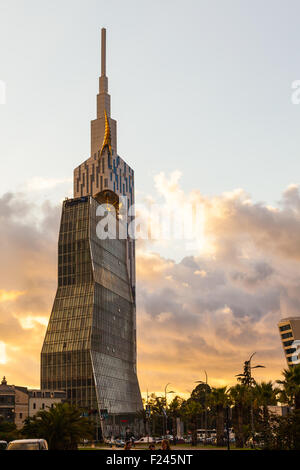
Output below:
[0,376,15,423]
[267,405,289,417]
[0,377,66,428]
[0,377,28,428]
[278,317,300,366]
[14,386,29,429]
[28,389,66,417]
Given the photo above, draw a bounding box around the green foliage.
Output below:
[141,365,300,449]
[168,396,185,417]
[190,383,211,407]
[277,364,300,409]
[0,420,20,441]
[21,402,94,450]
[209,387,229,446]
[263,409,300,450]
[229,384,252,448]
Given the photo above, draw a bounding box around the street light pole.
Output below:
[195,370,208,446]
[163,383,175,438]
[226,405,230,451]
[164,383,170,437]
[248,354,255,441]
[235,352,265,445]
[204,371,208,446]
[146,389,150,444]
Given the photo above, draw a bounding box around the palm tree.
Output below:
[209,387,229,446]
[22,402,94,450]
[146,393,166,436]
[277,364,300,409]
[229,384,251,448]
[181,400,203,446]
[254,381,279,448]
[168,395,185,438]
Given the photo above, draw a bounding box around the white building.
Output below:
[28,390,66,417]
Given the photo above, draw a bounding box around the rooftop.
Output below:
[278,317,300,323]
[0,376,14,395]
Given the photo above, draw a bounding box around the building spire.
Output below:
[91,27,116,155]
[101,27,106,77]
[99,28,108,96]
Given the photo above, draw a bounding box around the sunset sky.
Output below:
[1,0,300,396]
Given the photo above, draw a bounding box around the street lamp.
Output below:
[195,370,208,445]
[145,388,152,443]
[163,383,175,437]
[225,404,234,451]
[235,352,265,442]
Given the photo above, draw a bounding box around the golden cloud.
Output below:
[0,177,299,395]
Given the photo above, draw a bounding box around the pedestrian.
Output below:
[124,441,132,450]
[161,439,171,450]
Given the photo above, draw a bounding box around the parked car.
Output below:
[107,438,125,448]
[0,441,7,450]
[154,437,163,444]
[135,436,156,444]
[6,439,48,450]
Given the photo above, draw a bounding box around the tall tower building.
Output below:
[278,317,300,366]
[41,28,142,433]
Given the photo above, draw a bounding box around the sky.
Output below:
[1,0,300,396]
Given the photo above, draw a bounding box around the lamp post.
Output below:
[146,388,150,444]
[225,405,232,451]
[195,370,208,445]
[163,383,175,437]
[235,352,265,443]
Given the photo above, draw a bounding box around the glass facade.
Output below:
[42,29,143,434]
[41,196,142,429]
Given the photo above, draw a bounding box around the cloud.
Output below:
[23,177,72,192]
[0,290,25,302]
[1,175,300,396]
[135,174,300,393]
[0,192,60,386]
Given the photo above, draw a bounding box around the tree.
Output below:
[254,381,279,448]
[168,395,185,417]
[145,393,166,437]
[190,383,211,407]
[277,364,300,409]
[168,395,185,438]
[21,402,94,450]
[229,384,251,448]
[209,387,229,446]
[0,419,19,442]
[181,400,203,446]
